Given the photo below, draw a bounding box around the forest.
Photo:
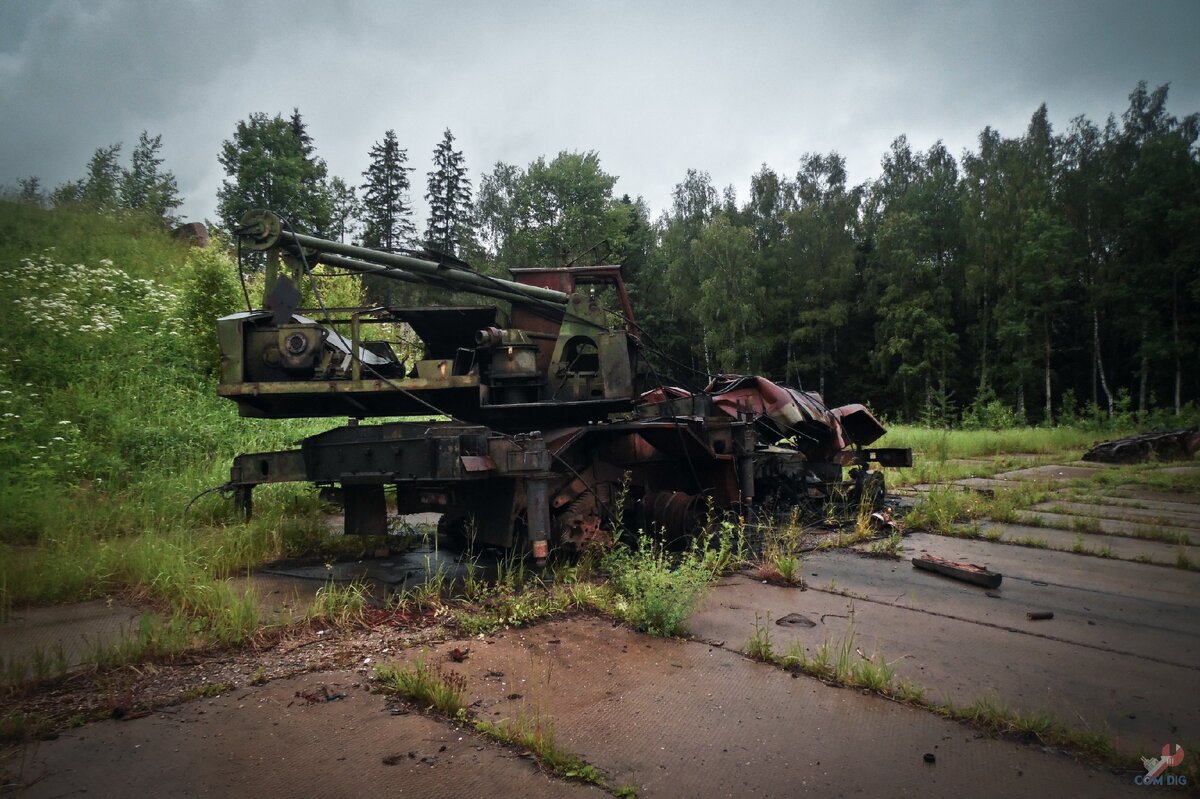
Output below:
[12,81,1199,427]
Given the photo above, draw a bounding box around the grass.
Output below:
[744,613,925,702]
[1076,464,1200,494]
[87,601,259,672]
[742,616,1116,761]
[450,582,587,636]
[1017,509,1192,545]
[745,613,776,660]
[878,424,1128,462]
[755,512,806,581]
[376,656,622,793]
[179,682,230,701]
[869,532,904,556]
[940,695,1114,758]
[905,487,975,533]
[376,657,468,716]
[476,715,603,786]
[444,521,742,639]
[1,645,68,687]
[308,580,370,626]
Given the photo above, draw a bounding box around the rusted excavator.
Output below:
[218,210,911,561]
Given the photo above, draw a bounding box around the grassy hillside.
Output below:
[0,202,332,617]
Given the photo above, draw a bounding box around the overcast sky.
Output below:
[2,0,1198,228]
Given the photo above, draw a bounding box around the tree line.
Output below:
[15,132,181,220]
[9,81,1198,424]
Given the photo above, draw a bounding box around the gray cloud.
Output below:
[2,0,1197,226]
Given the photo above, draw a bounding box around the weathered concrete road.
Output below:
[691,548,1198,753]
[4,463,1194,796]
[692,462,1199,757]
[9,618,1142,798]
[10,669,603,798]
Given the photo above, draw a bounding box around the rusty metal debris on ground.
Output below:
[912,554,1003,589]
[295,686,346,704]
[1082,428,1200,464]
[869,507,901,534]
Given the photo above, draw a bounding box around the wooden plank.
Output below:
[911,554,1003,589]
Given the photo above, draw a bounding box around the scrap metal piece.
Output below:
[775,613,817,628]
[1082,428,1200,464]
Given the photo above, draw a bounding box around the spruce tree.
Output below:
[217,111,332,236]
[424,128,473,255]
[360,130,415,252]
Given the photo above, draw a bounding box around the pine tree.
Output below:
[424,129,473,255]
[360,130,415,252]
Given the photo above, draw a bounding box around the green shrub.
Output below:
[962,385,1021,431]
[603,534,715,637]
[177,242,242,374]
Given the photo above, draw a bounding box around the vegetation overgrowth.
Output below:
[0,203,352,625]
[1,202,1195,667]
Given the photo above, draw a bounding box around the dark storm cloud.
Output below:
[2,0,1197,225]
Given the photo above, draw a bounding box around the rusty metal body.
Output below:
[1082,428,1200,464]
[220,210,911,557]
